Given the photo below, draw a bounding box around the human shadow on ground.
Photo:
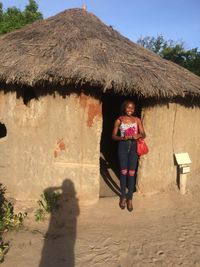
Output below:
[38,179,80,267]
[100,155,121,197]
[100,155,138,197]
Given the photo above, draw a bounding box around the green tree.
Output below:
[23,0,43,24]
[184,48,200,76]
[137,35,200,77]
[0,0,43,35]
[0,3,3,22]
[137,35,169,54]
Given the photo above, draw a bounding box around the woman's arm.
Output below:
[112,119,125,141]
[132,117,146,140]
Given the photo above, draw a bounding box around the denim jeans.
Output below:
[118,140,138,200]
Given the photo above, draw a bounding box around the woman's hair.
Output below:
[120,100,135,115]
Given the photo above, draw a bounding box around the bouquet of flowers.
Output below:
[124,127,137,137]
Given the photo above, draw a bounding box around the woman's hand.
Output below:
[132,134,142,140]
[124,134,141,140]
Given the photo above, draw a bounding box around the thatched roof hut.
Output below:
[0,8,200,202]
[0,8,200,97]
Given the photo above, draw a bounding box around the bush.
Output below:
[0,237,9,263]
[0,184,27,262]
[35,191,61,221]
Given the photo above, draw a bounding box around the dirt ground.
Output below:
[2,189,200,267]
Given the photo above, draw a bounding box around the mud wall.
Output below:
[0,90,102,204]
[137,102,200,193]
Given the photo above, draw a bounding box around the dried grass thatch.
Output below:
[0,8,200,98]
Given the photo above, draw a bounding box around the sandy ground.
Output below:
[2,190,200,267]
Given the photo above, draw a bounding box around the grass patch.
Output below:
[35,190,61,221]
[0,183,27,262]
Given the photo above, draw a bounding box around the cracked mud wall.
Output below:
[137,102,200,193]
[0,90,102,204]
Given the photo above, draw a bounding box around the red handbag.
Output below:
[137,138,149,156]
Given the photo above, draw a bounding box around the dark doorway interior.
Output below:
[0,123,7,138]
[100,93,141,197]
[23,88,38,106]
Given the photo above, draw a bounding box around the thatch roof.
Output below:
[0,8,200,98]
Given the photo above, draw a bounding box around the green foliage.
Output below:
[137,35,200,77]
[137,35,169,54]
[0,237,9,263]
[0,0,43,35]
[0,202,27,232]
[35,191,61,221]
[0,3,3,21]
[0,184,27,232]
[23,0,43,24]
[0,184,27,262]
[183,48,200,77]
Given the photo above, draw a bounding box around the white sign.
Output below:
[181,166,190,174]
[175,153,191,165]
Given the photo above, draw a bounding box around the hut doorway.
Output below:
[100,94,141,197]
[0,123,7,139]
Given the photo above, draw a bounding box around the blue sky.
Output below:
[1,0,200,49]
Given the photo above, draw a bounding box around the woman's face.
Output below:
[125,102,135,116]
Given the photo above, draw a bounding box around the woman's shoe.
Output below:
[119,198,126,209]
[127,200,133,212]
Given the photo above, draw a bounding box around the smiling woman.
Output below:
[112,100,146,212]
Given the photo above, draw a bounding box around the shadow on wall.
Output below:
[38,179,80,267]
[0,83,102,106]
[141,95,200,109]
[100,155,121,197]
[1,83,200,109]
